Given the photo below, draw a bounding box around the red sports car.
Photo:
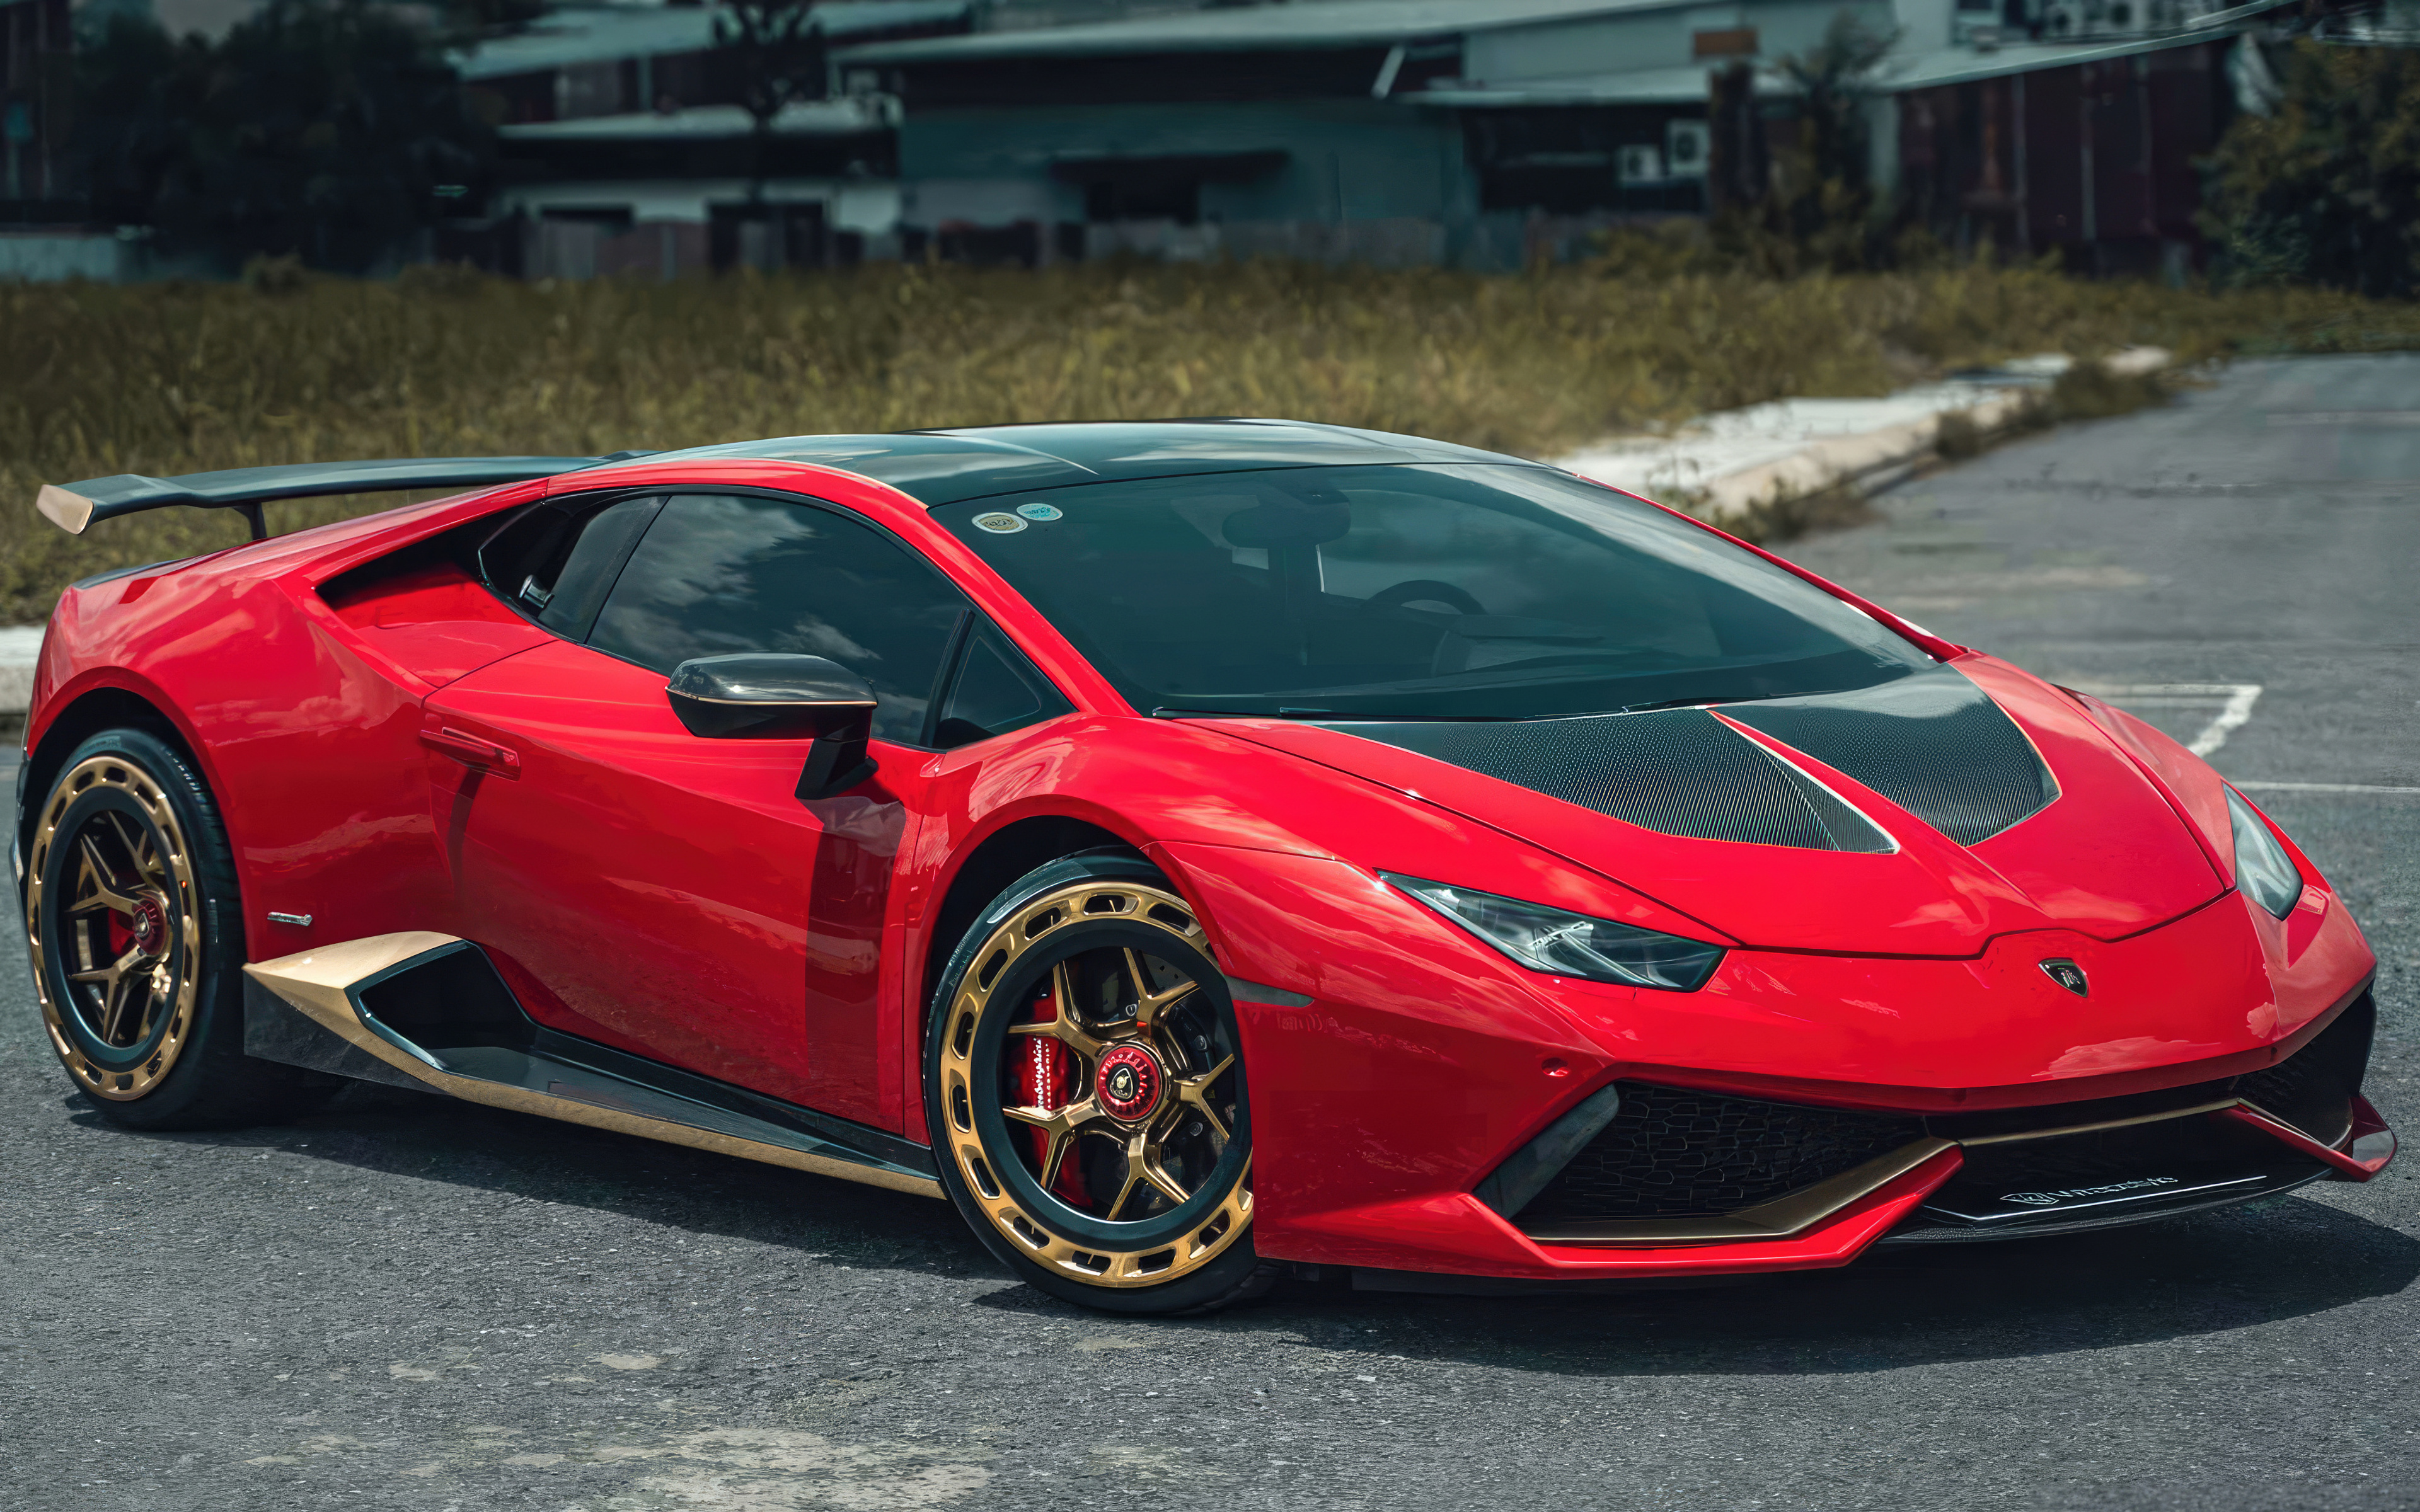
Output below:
[18,421,2390,1314]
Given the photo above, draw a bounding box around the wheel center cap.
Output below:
[1095,1044,1163,1123]
[130,897,166,953]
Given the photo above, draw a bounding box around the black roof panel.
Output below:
[627,419,1535,505]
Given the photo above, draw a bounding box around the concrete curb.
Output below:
[0,626,40,724]
[1560,345,2174,522]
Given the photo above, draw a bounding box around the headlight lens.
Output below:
[2226,787,2303,920]
[1383,874,1726,991]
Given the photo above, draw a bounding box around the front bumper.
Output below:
[1161,842,2388,1284]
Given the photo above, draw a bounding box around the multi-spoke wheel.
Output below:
[925,854,1272,1315]
[25,728,326,1128]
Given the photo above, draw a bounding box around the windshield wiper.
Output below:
[1615,688,1834,715]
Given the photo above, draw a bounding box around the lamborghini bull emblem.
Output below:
[2039,958,2090,997]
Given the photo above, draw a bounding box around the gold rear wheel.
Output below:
[27,753,204,1101]
[23,728,328,1130]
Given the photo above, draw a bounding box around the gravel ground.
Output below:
[3,356,2415,1511]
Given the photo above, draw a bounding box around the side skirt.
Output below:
[244,932,942,1200]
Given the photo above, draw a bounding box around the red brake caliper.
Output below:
[1022,984,1090,1205]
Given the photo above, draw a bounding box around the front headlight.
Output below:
[2226,787,2303,920]
[1383,874,1726,992]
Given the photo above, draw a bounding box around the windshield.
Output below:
[934,464,1930,719]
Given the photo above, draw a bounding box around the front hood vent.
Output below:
[1322,665,2054,852]
[1320,705,1892,852]
[1722,667,2058,845]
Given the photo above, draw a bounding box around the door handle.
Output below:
[420,726,522,779]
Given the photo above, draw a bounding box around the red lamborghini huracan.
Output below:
[17,420,2390,1314]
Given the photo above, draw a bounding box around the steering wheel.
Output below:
[1361,579,1487,616]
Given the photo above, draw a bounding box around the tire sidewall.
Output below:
[922,852,1266,1314]
[30,728,253,1125]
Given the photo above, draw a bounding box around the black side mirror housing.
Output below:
[665,653,880,799]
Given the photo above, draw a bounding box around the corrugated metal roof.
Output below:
[461,0,969,81]
[840,0,1684,64]
[1417,62,1790,106]
[1409,28,2240,106]
[497,100,892,140]
[1873,28,2235,90]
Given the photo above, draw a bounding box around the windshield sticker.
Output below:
[972,512,1028,534]
[1015,503,1064,522]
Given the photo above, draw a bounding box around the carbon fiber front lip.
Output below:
[1874,1162,2331,1245]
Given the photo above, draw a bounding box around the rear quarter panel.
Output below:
[26,486,552,963]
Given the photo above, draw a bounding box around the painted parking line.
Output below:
[2067,682,2262,756]
[2068,681,2414,796]
[2266,411,2420,426]
[2233,781,2420,797]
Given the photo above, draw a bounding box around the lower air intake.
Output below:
[1511,1081,1927,1222]
[2237,990,2375,1145]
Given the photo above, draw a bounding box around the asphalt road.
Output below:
[4,356,2416,1512]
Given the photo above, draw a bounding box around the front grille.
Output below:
[1506,994,2376,1230]
[1953,1110,2280,1194]
[1513,1082,1926,1222]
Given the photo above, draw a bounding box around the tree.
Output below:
[1770,11,1898,267]
[715,0,829,207]
[1707,9,1898,274]
[2203,40,2420,298]
[76,0,493,272]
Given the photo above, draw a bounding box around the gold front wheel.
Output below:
[928,859,1267,1313]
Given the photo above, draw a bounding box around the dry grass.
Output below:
[4,259,2417,621]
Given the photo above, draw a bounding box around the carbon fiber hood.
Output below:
[1318,666,2056,855]
[1198,658,2230,953]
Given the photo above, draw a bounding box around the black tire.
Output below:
[24,727,332,1130]
[923,852,1277,1316]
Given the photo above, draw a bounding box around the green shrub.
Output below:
[2203,42,2420,298]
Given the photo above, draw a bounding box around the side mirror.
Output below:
[666,653,880,799]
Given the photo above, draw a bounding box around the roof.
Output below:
[1875,28,2239,91]
[616,420,1533,506]
[498,100,892,142]
[459,0,969,81]
[839,0,1680,65]
[1414,26,2241,106]
[1419,62,1792,107]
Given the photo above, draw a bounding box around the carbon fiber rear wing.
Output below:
[35,452,654,541]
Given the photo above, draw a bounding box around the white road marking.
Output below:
[2066,682,2263,756]
[2266,411,2420,426]
[2233,781,2420,797]
[2070,682,2413,794]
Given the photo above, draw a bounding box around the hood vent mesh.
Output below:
[1722,667,2056,846]
[1326,707,1892,852]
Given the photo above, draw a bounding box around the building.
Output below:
[456,0,971,277]
[838,0,2304,271]
[0,0,69,214]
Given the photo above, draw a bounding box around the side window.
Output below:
[589,493,969,745]
[478,493,664,641]
[934,622,1075,750]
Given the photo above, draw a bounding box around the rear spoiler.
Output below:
[34,452,655,541]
